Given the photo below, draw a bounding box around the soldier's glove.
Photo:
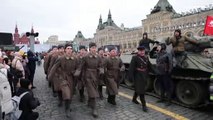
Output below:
[99,68,104,74]
[120,66,125,71]
[74,70,81,77]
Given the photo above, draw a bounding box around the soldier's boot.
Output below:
[165,100,172,106]
[79,89,85,102]
[58,91,63,107]
[111,95,116,105]
[165,94,172,106]
[48,81,51,88]
[132,92,140,104]
[65,100,71,118]
[91,98,98,118]
[52,85,57,97]
[87,98,92,108]
[140,94,148,112]
[98,86,104,100]
[157,93,165,103]
[107,95,112,104]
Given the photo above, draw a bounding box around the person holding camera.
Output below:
[16,79,40,120]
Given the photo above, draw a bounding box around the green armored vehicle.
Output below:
[120,36,213,107]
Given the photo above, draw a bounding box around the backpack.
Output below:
[10,59,23,79]
[0,70,13,116]
[10,91,29,120]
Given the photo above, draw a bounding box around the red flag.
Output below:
[204,16,213,36]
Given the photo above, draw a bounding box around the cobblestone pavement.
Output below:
[33,64,213,120]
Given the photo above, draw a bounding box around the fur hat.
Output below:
[89,42,96,48]
[65,43,73,49]
[58,44,64,49]
[79,45,86,50]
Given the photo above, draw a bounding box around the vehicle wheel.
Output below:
[124,71,134,87]
[145,76,154,92]
[176,81,205,106]
[153,78,161,95]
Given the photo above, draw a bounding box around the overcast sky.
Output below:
[0,0,212,43]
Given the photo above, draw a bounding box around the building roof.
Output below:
[151,0,176,14]
[97,10,119,30]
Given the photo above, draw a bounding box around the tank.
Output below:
[120,36,213,107]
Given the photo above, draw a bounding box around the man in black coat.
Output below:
[17,79,40,120]
[139,32,158,54]
[27,50,38,89]
[129,46,153,112]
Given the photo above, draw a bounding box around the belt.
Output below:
[86,68,97,71]
[108,68,119,70]
[136,68,146,72]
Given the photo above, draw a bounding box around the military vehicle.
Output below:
[119,36,213,107]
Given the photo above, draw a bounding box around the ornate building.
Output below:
[94,10,142,51]
[73,31,93,51]
[92,0,213,51]
[142,0,213,41]
[13,25,40,45]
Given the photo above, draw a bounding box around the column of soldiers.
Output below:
[43,42,125,118]
[43,29,196,118]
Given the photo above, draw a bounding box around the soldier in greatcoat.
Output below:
[129,46,154,112]
[80,42,103,118]
[97,47,106,100]
[77,45,87,102]
[48,44,79,118]
[47,45,64,97]
[105,47,125,105]
[43,46,58,87]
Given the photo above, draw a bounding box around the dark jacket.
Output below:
[17,88,40,120]
[27,51,38,72]
[129,55,153,94]
[139,38,156,51]
[156,51,173,75]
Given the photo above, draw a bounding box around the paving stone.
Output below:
[32,63,213,120]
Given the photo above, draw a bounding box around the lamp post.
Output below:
[26,31,39,52]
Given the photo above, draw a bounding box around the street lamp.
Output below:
[26,30,39,52]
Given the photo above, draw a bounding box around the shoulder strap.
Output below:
[137,56,147,65]
[19,91,29,99]
[14,59,20,69]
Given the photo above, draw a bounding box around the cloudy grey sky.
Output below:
[0,0,212,43]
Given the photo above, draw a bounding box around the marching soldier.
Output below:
[48,43,79,118]
[77,45,87,102]
[43,46,58,87]
[47,45,64,97]
[80,42,103,118]
[129,46,154,112]
[105,47,125,105]
[98,47,106,100]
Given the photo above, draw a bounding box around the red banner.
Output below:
[204,16,213,36]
